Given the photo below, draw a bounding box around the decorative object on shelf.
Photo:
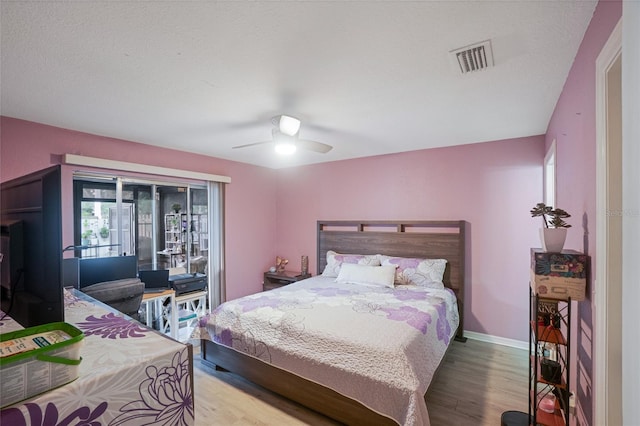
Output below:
[539,393,556,414]
[536,300,558,326]
[530,203,572,252]
[540,358,562,384]
[269,266,277,273]
[530,249,588,301]
[172,203,182,213]
[275,256,288,273]
[301,255,309,275]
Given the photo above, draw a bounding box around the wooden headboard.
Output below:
[317,220,468,341]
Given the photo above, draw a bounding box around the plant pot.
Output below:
[540,228,567,253]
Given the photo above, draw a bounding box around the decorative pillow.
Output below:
[379,255,447,288]
[335,263,397,288]
[321,250,381,277]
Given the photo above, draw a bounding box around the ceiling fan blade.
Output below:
[232,141,272,149]
[298,139,333,154]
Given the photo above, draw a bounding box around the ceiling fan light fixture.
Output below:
[278,115,301,136]
[273,131,297,155]
[232,116,332,155]
[274,141,297,155]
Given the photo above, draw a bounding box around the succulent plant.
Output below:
[530,203,572,228]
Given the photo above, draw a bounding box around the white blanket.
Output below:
[193,276,459,425]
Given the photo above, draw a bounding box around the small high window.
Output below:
[544,140,557,208]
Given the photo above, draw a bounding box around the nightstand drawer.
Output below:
[263,271,311,291]
[268,277,293,286]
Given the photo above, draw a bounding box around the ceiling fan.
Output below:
[232,115,333,155]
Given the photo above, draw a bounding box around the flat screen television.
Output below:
[0,165,64,327]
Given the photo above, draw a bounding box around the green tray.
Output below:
[0,322,84,367]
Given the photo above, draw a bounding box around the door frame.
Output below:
[594,17,622,426]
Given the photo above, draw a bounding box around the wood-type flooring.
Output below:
[193,338,529,425]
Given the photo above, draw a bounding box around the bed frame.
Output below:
[201,220,468,425]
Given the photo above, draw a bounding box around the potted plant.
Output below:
[81,229,94,246]
[99,226,110,239]
[530,203,572,252]
[172,203,182,214]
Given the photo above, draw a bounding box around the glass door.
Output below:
[75,177,209,276]
[154,184,208,274]
[74,180,152,266]
[108,203,133,255]
[189,187,208,275]
[155,185,188,271]
[126,184,153,269]
[75,180,128,258]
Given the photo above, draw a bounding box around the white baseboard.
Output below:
[463,330,528,351]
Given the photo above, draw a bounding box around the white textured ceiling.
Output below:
[1,1,597,169]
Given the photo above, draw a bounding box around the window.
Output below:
[74,179,147,260]
[65,154,227,311]
[544,140,557,208]
[72,176,213,276]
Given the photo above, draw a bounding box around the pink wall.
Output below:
[1,116,545,341]
[547,0,621,255]
[0,116,278,301]
[544,1,622,424]
[0,0,621,347]
[275,136,545,342]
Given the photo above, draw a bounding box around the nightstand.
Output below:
[263,271,311,291]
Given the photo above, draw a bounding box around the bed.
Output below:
[196,220,467,425]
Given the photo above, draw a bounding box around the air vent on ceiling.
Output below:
[450,40,494,74]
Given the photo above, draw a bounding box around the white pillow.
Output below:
[335,263,397,288]
[379,255,447,289]
[321,250,381,277]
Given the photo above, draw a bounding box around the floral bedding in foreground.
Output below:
[193,275,459,426]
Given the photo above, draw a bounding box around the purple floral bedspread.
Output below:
[0,289,194,426]
[192,276,459,426]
